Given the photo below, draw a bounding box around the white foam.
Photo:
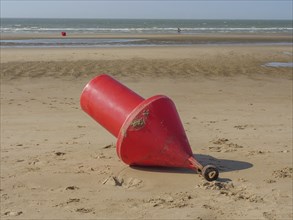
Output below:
[264,62,293,68]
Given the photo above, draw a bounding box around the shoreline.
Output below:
[1,33,292,49]
[1,32,292,41]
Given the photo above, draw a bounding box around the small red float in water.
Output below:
[61,32,66,37]
[80,74,219,181]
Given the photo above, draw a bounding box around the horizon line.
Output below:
[1,17,292,20]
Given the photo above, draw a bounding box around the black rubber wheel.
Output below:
[202,165,219,181]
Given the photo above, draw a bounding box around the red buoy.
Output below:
[80,74,219,181]
[61,32,66,37]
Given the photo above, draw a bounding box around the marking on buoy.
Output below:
[131,118,145,128]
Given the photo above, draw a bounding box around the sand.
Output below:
[1,34,292,219]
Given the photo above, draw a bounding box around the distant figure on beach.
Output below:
[177,27,181,33]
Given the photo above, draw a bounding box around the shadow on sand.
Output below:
[130,154,252,182]
[194,154,253,173]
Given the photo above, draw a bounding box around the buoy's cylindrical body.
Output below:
[80,74,144,137]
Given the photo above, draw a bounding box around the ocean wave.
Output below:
[1,27,293,33]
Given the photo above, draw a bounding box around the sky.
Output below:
[1,0,292,20]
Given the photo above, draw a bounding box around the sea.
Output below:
[1,18,292,48]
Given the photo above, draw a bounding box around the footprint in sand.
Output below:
[67,198,80,204]
[55,152,66,156]
[91,152,112,159]
[1,193,9,201]
[272,167,292,179]
[196,181,234,191]
[27,157,45,167]
[66,186,79,190]
[209,138,243,153]
[75,208,94,214]
[263,210,277,220]
[3,211,23,216]
[264,179,276,184]
[196,181,264,203]
[246,150,270,156]
[144,192,192,208]
[234,125,248,130]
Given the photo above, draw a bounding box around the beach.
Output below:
[1,34,292,219]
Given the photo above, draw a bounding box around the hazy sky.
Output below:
[1,0,292,20]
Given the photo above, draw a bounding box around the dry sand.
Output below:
[1,35,292,219]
